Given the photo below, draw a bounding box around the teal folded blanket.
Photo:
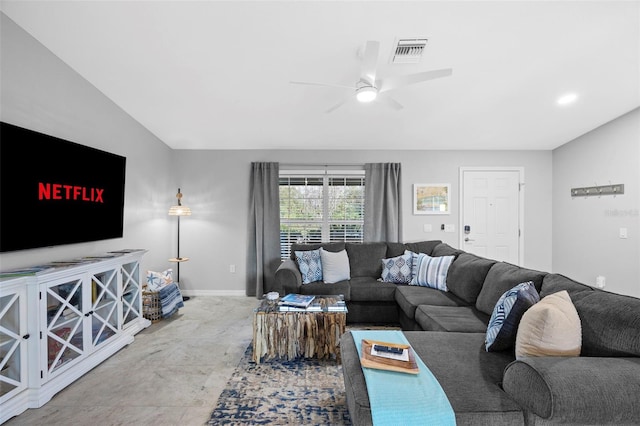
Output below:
[350,330,456,426]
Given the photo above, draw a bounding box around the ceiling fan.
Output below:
[290,40,453,113]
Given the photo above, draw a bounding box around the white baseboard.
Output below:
[181,289,249,297]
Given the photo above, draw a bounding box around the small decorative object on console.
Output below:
[265,291,279,300]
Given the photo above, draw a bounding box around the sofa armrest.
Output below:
[274,259,302,295]
[502,357,640,424]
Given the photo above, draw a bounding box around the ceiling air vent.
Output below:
[391,38,428,64]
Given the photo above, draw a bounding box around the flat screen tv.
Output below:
[0,122,126,252]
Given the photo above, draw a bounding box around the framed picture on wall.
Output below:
[413,183,451,215]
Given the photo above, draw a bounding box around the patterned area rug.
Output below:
[208,345,351,425]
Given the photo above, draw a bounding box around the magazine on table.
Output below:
[278,293,316,308]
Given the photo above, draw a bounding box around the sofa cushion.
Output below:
[405,332,523,425]
[320,248,350,283]
[380,252,413,284]
[446,253,496,304]
[395,285,467,319]
[340,331,524,426]
[539,273,594,300]
[515,290,581,359]
[475,262,546,316]
[430,242,463,257]
[294,249,323,284]
[573,290,640,357]
[297,280,351,300]
[346,242,388,278]
[404,240,442,256]
[415,305,490,332]
[386,242,409,258]
[289,242,345,260]
[349,277,397,302]
[485,281,539,352]
[409,252,455,291]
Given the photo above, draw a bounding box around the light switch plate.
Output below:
[620,228,628,239]
[444,224,455,233]
[423,224,432,233]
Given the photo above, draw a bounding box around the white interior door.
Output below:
[460,168,523,265]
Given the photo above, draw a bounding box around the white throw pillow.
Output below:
[320,248,351,283]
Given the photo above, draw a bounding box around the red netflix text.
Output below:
[38,182,104,203]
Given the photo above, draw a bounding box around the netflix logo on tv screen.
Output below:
[1,122,126,252]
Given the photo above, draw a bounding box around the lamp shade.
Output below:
[168,205,192,216]
[168,188,192,216]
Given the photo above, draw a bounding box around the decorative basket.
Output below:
[142,286,162,323]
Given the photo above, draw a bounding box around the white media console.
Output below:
[0,249,150,424]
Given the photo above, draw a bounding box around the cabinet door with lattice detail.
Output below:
[90,268,119,348]
[0,283,28,403]
[121,261,142,329]
[42,276,85,376]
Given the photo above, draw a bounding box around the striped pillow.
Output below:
[485,281,539,352]
[408,251,455,291]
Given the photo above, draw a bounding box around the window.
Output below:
[279,170,365,259]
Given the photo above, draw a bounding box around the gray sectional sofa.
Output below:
[274,240,640,425]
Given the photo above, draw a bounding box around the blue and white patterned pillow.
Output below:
[295,249,323,284]
[146,269,174,291]
[485,281,539,352]
[409,251,454,291]
[380,253,413,284]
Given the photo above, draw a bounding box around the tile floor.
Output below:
[4,296,258,426]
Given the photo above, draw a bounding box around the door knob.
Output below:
[464,237,475,242]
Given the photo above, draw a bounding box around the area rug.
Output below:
[208,345,351,425]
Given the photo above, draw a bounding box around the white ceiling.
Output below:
[1,1,639,151]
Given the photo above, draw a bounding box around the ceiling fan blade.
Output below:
[360,41,380,84]
[290,81,355,90]
[377,68,453,93]
[380,95,404,111]
[325,97,352,113]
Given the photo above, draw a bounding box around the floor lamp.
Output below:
[169,188,191,301]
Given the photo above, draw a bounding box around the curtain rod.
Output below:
[280,163,364,169]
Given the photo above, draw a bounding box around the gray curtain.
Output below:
[364,163,402,242]
[247,162,280,298]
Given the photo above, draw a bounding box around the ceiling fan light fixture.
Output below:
[356,86,377,103]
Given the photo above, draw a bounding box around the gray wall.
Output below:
[173,150,552,295]
[5,11,637,299]
[0,13,175,274]
[552,108,640,297]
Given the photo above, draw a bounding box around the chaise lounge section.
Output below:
[275,240,640,425]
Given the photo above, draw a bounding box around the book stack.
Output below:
[278,294,315,309]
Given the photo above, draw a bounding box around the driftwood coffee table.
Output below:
[252,295,348,364]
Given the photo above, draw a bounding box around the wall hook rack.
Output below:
[571,183,624,198]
